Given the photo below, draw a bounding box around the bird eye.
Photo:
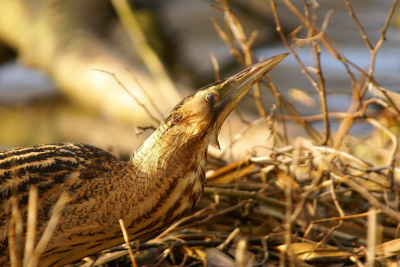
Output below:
[206,92,219,102]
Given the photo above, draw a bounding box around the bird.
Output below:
[0,53,288,266]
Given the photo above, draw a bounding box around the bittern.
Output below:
[0,53,287,266]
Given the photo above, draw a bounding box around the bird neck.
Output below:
[130,121,209,188]
[111,121,208,238]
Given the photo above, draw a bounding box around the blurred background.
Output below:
[0,0,399,160]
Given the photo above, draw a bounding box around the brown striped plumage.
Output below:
[0,54,287,266]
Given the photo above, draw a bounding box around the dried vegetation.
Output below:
[9,0,400,266]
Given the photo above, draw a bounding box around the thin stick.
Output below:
[304,173,346,260]
[235,238,248,267]
[111,0,180,104]
[211,18,244,64]
[343,0,373,50]
[9,195,22,267]
[219,0,268,118]
[269,0,321,142]
[126,68,165,121]
[361,0,399,98]
[366,208,377,267]
[217,228,240,250]
[94,69,161,125]
[26,193,70,267]
[119,219,138,267]
[155,195,220,239]
[312,209,382,223]
[180,200,251,229]
[334,174,400,222]
[23,186,38,267]
[209,52,220,81]
[307,2,331,145]
[365,117,398,167]
[204,187,286,209]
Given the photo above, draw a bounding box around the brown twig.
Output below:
[335,174,400,222]
[343,0,373,50]
[23,187,38,267]
[25,193,70,267]
[209,52,220,81]
[9,195,22,267]
[269,0,322,142]
[204,187,286,209]
[111,0,179,103]
[155,195,220,239]
[126,68,165,121]
[215,0,269,119]
[119,219,138,267]
[94,69,161,125]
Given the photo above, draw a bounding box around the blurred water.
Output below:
[0,61,55,103]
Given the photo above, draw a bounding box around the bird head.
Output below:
[162,53,289,150]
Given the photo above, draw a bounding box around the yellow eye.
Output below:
[206,92,219,102]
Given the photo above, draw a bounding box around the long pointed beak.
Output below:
[215,53,289,114]
[205,53,289,149]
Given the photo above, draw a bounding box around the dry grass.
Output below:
[9,0,400,266]
[9,186,70,267]
[80,1,400,266]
